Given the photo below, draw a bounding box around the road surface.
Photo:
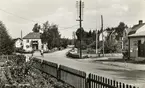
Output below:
[32,49,145,88]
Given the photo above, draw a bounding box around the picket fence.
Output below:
[32,57,139,88]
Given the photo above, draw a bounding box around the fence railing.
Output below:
[58,65,86,88]
[32,57,139,88]
[0,56,139,88]
[87,73,138,88]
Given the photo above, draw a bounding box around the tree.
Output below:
[32,23,41,32]
[0,21,14,55]
[104,33,118,53]
[42,21,49,32]
[41,22,61,49]
[60,38,69,48]
[76,27,86,40]
[115,22,127,40]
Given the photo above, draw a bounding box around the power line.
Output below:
[59,24,79,30]
[0,8,80,30]
[0,8,42,23]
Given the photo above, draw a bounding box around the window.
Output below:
[26,45,29,48]
[27,39,29,43]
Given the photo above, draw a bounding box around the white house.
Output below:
[23,32,48,52]
[14,38,23,48]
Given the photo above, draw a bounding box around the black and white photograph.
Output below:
[0,0,145,88]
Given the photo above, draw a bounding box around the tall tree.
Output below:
[115,22,127,40]
[42,21,49,32]
[0,21,14,55]
[41,23,61,49]
[32,23,40,32]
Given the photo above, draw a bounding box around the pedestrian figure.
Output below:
[31,49,34,57]
[40,49,44,57]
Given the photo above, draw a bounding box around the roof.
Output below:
[13,38,22,42]
[23,32,41,39]
[129,31,145,38]
[128,23,145,35]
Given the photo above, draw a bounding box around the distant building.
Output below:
[128,20,145,60]
[14,38,23,48]
[23,32,48,52]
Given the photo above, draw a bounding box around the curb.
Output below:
[101,62,145,71]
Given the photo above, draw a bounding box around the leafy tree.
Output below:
[115,22,127,40]
[60,38,69,48]
[32,23,41,32]
[76,27,84,40]
[43,21,49,31]
[0,21,14,55]
[103,22,128,53]
[41,22,61,49]
[104,33,118,53]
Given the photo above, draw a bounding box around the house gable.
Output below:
[23,32,41,39]
[128,20,145,35]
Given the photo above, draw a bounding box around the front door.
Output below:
[138,40,145,57]
[32,41,38,50]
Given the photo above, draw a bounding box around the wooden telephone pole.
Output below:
[21,30,23,39]
[96,30,98,54]
[76,0,84,58]
[101,15,104,57]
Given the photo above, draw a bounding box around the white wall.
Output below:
[129,37,145,60]
[15,39,22,48]
[23,39,47,51]
[23,39,32,52]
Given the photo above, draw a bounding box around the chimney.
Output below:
[139,20,143,25]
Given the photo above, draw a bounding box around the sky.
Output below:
[0,0,145,39]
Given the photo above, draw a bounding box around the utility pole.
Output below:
[21,30,23,39]
[76,0,84,58]
[96,28,98,54]
[101,15,104,57]
[96,16,98,54]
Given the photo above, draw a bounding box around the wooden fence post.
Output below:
[126,84,129,88]
[113,80,115,87]
[105,78,107,88]
[57,67,60,81]
[108,78,110,88]
[85,77,88,88]
[102,77,105,88]
[97,75,99,88]
[88,74,91,88]
[119,82,122,88]
[116,81,118,88]
[111,80,112,87]
[123,83,125,88]
[94,74,96,88]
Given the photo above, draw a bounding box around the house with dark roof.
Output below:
[128,20,145,60]
[23,32,47,52]
[128,20,145,35]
